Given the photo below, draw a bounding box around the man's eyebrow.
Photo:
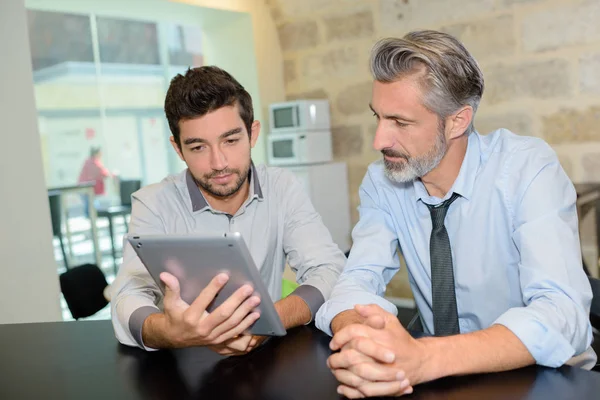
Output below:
[182,127,243,145]
[219,127,243,139]
[370,104,416,122]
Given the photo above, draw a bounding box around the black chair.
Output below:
[59,263,108,320]
[48,191,69,269]
[96,179,141,273]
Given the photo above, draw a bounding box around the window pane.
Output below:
[97,16,160,65]
[27,10,93,71]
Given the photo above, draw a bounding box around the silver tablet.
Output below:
[127,232,286,337]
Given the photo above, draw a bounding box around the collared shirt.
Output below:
[111,163,345,349]
[316,129,596,369]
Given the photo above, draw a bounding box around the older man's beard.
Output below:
[382,128,448,183]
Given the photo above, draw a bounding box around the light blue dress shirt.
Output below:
[316,129,596,369]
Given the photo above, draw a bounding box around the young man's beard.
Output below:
[192,162,251,198]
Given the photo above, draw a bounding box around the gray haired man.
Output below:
[319,30,595,398]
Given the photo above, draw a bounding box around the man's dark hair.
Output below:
[164,66,254,147]
[90,146,101,158]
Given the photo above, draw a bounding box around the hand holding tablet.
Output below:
[127,232,286,351]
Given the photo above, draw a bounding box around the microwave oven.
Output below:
[267,130,333,166]
[269,100,330,133]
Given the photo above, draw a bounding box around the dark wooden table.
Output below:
[0,320,599,400]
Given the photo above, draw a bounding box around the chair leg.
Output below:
[123,214,129,231]
[108,216,117,274]
[58,234,69,270]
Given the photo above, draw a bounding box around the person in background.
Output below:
[317,30,595,398]
[77,146,115,217]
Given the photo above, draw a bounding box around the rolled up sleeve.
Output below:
[316,167,402,336]
[494,150,593,367]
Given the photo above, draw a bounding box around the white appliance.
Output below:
[287,162,351,253]
[267,130,333,166]
[269,100,331,134]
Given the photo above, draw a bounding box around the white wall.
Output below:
[0,0,62,324]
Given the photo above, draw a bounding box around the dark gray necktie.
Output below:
[426,192,460,336]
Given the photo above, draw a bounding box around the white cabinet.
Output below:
[286,162,352,253]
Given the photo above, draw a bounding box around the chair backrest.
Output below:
[59,264,108,320]
[589,276,600,330]
[47,192,63,237]
[119,179,142,206]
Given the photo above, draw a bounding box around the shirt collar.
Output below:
[413,132,481,204]
[186,161,264,213]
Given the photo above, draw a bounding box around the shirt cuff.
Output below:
[493,307,575,367]
[289,284,324,324]
[128,305,161,350]
[315,292,398,336]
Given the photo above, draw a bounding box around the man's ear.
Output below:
[250,120,261,148]
[446,106,473,139]
[170,136,185,161]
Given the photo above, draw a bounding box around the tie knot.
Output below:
[427,192,460,227]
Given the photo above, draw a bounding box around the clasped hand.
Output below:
[327,304,430,398]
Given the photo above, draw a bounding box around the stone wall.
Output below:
[266,0,600,297]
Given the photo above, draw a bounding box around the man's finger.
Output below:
[185,273,230,322]
[355,304,388,318]
[224,335,253,352]
[330,323,377,351]
[346,337,396,363]
[161,272,188,309]
[201,284,255,328]
[357,379,413,398]
[348,362,406,382]
[337,385,365,399]
[332,368,368,389]
[207,344,234,356]
[212,311,260,344]
[328,348,376,370]
[208,294,261,339]
[160,272,180,296]
[364,314,386,330]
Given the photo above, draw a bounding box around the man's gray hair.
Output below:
[370,30,484,135]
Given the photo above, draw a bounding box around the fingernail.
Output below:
[396,371,405,381]
[250,296,260,306]
[336,387,343,394]
[383,352,396,363]
[243,286,253,296]
[384,352,395,363]
[400,379,410,388]
[217,273,229,284]
[405,386,413,394]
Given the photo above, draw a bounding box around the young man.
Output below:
[111,66,345,355]
[317,31,595,398]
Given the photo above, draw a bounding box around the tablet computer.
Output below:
[127,232,286,337]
